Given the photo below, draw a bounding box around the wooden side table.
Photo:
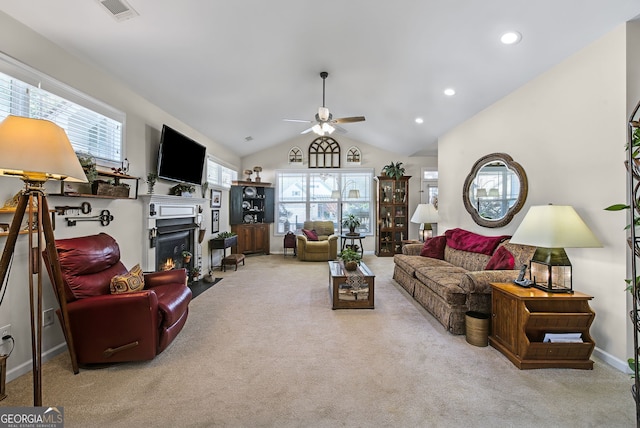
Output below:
[489,282,595,369]
[340,233,365,257]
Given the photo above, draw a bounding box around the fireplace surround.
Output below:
[140,195,206,273]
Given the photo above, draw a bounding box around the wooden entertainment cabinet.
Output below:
[489,282,595,369]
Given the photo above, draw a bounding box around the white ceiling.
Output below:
[1,0,639,157]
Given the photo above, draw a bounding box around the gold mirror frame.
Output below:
[462,153,528,228]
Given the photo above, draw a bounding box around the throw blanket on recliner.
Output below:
[444,228,510,255]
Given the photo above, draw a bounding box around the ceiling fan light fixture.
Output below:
[318,106,330,121]
[322,123,335,134]
[312,124,324,135]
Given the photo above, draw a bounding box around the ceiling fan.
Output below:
[284,71,365,136]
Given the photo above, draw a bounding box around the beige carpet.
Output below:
[1,255,635,427]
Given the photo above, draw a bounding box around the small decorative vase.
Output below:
[344,261,358,271]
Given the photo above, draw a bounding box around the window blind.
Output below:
[0,52,124,163]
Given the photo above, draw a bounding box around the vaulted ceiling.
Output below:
[1,1,639,157]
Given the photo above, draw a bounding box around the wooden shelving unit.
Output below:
[0,205,45,236]
[489,282,595,369]
[374,175,410,256]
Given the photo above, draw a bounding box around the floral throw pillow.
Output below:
[110,264,145,294]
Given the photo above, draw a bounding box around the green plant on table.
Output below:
[214,231,237,239]
[342,214,361,234]
[338,248,361,264]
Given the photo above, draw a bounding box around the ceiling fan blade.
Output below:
[300,126,315,134]
[333,124,348,134]
[333,116,365,124]
[283,119,312,123]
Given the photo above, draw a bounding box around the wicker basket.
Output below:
[92,181,130,198]
[465,311,490,347]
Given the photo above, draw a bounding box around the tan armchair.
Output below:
[296,220,338,261]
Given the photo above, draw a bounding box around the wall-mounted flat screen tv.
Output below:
[157,124,206,186]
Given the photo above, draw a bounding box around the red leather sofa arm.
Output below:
[64,290,160,364]
[144,268,187,288]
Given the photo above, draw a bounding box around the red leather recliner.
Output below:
[43,233,192,372]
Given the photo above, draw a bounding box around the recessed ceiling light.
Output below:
[415,118,424,124]
[500,31,522,45]
[444,88,456,96]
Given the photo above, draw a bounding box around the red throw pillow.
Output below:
[419,235,446,259]
[485,246,515,270]
[302,229,319,241]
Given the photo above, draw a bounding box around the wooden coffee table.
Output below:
[328,260,375,309]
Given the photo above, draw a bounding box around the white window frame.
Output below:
[206,155,238,189]
[275,169,374,236]
[0,51,125,166]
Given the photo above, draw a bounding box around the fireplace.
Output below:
[156,217,197,272]
[140,195,205,273]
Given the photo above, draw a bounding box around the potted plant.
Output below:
[342,214,361,236]
[382,161,405,180]
[146,172,158,195]
[182,251,192,263]
[338,248,362,271]
[190,266,201,282]
[76,154,97,194]
[171,183,196,197]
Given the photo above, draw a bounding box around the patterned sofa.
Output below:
[393,228,536,334]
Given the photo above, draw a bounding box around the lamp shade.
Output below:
[348,189,360,199]
[0,115,87,182]
[509,205,601,248]
[410,203,439,224]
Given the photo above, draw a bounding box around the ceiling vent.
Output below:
[96,0,139,22]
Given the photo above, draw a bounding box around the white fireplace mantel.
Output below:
[140,194,208,272]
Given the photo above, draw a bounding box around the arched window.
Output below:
[308,136,340,168]
[346,146,361,165]
[288,146,303,164]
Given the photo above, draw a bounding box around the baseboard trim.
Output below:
[593,346,631,373]
[6,343,68,383]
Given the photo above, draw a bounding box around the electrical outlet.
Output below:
[43,309,55,327]
[0,325,10,340]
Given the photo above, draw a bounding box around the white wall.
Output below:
[240,134,437,254]
[0,11,240,380]
[439,24,630,367]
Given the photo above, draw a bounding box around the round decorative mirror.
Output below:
[463,153,528,228]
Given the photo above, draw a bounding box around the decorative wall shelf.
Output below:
[51,170,139,199]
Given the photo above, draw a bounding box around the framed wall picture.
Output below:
[211,210,220,233]
[211,189,222,208]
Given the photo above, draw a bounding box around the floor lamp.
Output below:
[0,115,87,406]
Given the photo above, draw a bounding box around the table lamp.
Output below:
[410,203,439,241]
[0,115,87,405]
[509,204,602,293]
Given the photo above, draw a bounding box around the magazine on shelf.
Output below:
[543,333,583,343]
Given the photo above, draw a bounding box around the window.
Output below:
[0,52,125,164]
[276,169,373,235]
[421,168,439,208]
[206,156,238,189]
